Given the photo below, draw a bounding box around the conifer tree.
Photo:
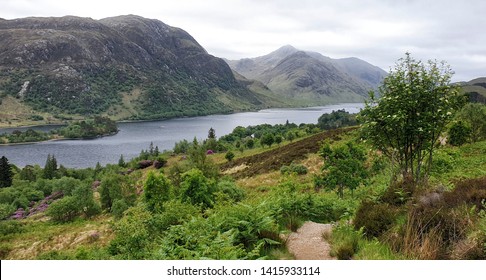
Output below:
[0,156,13,188]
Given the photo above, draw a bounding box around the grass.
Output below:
[0,214,114,259]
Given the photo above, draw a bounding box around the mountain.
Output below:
[226,45,387,105]
[0,15,274,123]
[460,77,486,104]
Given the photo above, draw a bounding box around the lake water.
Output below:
[0,103,364,168]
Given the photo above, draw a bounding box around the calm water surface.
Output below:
[0,103,364,168]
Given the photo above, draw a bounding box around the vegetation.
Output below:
[0,57,485,260]
[0,116,118,144]
[359,53,464,184]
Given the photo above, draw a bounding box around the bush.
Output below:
[0,203,15,220]
[150,200,200,231]
[215,180,246,203]
[448,121,471,146]
[330,223,362,260]
[46,196,80,223]
[280,163,308,175]
[179,169,215,209]
[144,171,172,213]
[225,151,235,162]
[354,200,397,238]
[0,220,24,235]
[111,199,129,219]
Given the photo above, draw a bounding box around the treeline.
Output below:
[0,116,118,144]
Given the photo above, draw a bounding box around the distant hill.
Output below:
[460,77,486,104]
[0,15,277,124]
[226,45,387,105]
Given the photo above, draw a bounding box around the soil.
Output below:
[221,127,356,178]
[284,221,335,260]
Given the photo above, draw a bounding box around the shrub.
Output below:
[354,200,397,238]
[280,163,308,175]
[225,151,235,162]
[149,200,200,231]
[111,199,129,219]
[215,180,246,203]
[109,206,152,259]
[0,203,15,220]
[144,171,172,213]
[179,169,215,209]
[330,223,362,260]
[448,121,471,146]
[0,220,24,235]
[46,196,80,223]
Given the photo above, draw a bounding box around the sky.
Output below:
[1,0,485,81]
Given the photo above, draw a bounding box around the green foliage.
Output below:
[46,196,80,223]
[187,139,218,178]
[0,129,50,144]
[215,180,246,203]
[47,183,100,222]
[150,200,200,232]
[111,199,129,219]
[179,169,215,209]
[318,109,357,130]
[280,163,308,175]
[225,151,235,162]
[260,133,275,148]
[117,155,126,168]
[50,177,83,196]
[144,171,172,213]
[354,200,397,238]
[0,156,13,188]
[330,223,362,260]
[0,220,24,236]
[43,154,57,179]
[448,121,471,146]
[173,139,190,154]
[315,142,367,198]
[0,203,16,220]
[57,116,117,139]
[99,173,136,210]
[109,205,152,259]
[359,53,465,183]
[455,103,486,142]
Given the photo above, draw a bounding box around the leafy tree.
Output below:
[315,142,367,198]
[455,103,486,142]
[285,131,296,142]
[246,138,255,149]
[261,133,275,148]
[275,134,283,146]
[359,53,464,183]
[318,109,357,130]
[225,151,235,162]
[180,169,215,209]
[448,121,471,146]
[43,154,57,179]
[188,138,218,178]
[144,171,171,213]
[0,156,13,188]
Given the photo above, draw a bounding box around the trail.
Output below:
[285,221,335,260]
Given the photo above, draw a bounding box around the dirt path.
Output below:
[285,221,335,260]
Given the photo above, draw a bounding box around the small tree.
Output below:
[118,154,126,167]
[208,127,216,139]
[448,121,471,146]
[359,53,464,184]
[275,135,283,146]
[180,169,215,208]
[0,156,13,188]
[225,151,235,162]
[261,133,275,148]
[43,154,57,179]
[456,103,486,142]
[144,171,171,213]
[315,142,367,198]
[285,131,296,142]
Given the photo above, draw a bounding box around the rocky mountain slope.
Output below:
[0,15,274,122]
[226,45,387,105]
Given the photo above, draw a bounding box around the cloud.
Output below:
[0,0,485,81]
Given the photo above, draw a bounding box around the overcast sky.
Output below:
[1,0,485,81]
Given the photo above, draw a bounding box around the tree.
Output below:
[180,169,215,209]
[456,103,486,142]
[118,154,126,167]
[225,151,235,162]
[448,121,471,146]
[43,154,57,179]
[144,171,171,213]
[358,53,464,184]
[0,156,13,188]
[275,134,283,146]
[261,133,275,148]
[315,142,367,198]
[208,127,216,139]
[285,131,296,142]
